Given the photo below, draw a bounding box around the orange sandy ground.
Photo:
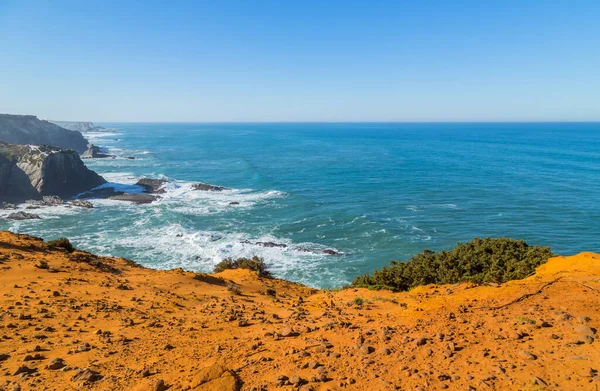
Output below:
[0,231,599,391]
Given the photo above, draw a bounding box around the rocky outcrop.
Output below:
[0,114,88,153]
[49,121,108,133]
[6,212,41,220]
[192,182,229,192]
[136,178,168,194]
[81,144,115,159]
[0,141,106,203]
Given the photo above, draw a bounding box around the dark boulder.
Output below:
[192,182,229,192]
[70,200,94,208]
[136,178,168,194]
[7,212,41,220]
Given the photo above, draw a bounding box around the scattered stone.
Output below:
[13,365,32,376]
[47,358,66,370]
[518,350,537,360]
[72,368,103,382]
[533,376,548,386]
[415,337,428,346]
[280,328,296,337]
[359,345,374,355]
[154,379,166,391]
[575,324,596,338]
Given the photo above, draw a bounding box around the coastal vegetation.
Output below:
[214,256,272,278]
[46,237,75,253]
[352,237,555,291]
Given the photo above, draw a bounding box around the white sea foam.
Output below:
[72,223,341,287]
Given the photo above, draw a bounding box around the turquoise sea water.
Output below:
[1,123,599,288]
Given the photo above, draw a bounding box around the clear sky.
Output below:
[1,0,599,122]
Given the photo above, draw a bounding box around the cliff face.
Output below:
[0,142,106,202]
[0,114,88,154]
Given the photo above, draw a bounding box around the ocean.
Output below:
[1,123,599,288]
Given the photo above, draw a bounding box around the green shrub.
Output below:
[46,238,75,253]
[352,237,555,291]
[214,256,272,278]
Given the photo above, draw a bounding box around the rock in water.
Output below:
[0,114,88,153]
[0,141,106,204]
[109,194,157,204]
[7,212,41,220]
[70,200,94,208]
[81,144,115,159]
[136,178,168,194]
[192,182,229,192]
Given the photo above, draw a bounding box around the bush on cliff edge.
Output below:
[214,256,272,278]
[352,237,555,291]
[46,237,75,253]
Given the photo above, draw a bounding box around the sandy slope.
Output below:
[0,231,598,391]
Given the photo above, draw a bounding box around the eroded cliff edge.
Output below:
[0,232,598,390]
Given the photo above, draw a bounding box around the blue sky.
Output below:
[0,0,599,121]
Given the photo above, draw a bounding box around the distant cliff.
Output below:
[49,120,107,133]
[0,114,88,153]
[0,141,106,203]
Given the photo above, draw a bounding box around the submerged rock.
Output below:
[241,240,288,248]
[109,193,157,204]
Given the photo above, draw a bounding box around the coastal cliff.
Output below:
[0,232,597,390]
[49,120,107,133]
[0,114,88,154]
[0,142,106,203]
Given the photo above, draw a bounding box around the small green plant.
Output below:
[516,316,536,324]
[352,237,555,291]
[351,297,365,306]
[265,288,277,296]
[227,282,242,295]
[214,256,272,278]
[46,238,75,253]
[34,260,49,269]
[193,273,226,286]
[372,296,399,304]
